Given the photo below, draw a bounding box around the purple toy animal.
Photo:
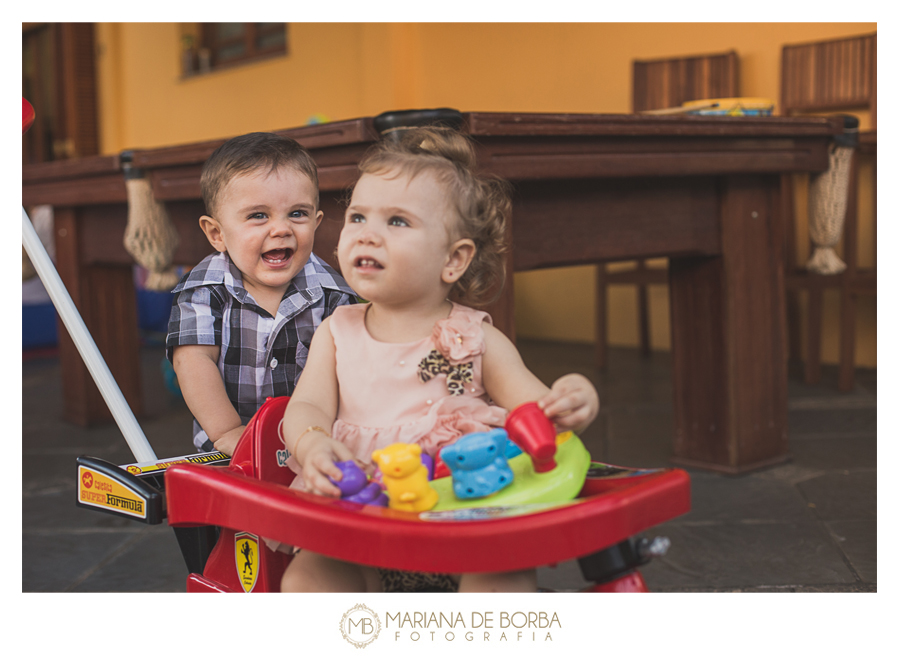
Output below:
[330,460,388,507]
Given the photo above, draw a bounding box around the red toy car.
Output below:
[76,396,690,593]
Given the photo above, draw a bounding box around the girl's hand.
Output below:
[538,374,600,434]
[299,434,355,498]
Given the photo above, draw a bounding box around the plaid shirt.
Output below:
[166,251,356,450]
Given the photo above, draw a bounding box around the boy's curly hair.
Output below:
[357,126,511,307]
[200,132,319,217]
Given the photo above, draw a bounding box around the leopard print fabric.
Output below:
[378,568,459,593]
[417,350,474,396]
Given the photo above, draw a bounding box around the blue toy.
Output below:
[439,428,516,499]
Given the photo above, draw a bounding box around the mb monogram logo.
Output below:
[340,604,382,648]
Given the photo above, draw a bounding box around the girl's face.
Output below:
[338,168,472,308]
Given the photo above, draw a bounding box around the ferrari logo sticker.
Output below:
[235,532,259,593]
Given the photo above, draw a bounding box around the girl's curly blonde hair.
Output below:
[355,126,512,307]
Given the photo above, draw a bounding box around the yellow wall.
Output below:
[93,22,877,367]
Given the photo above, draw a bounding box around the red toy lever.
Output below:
[504,402,557,473]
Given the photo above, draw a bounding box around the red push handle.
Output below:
[23,98,35,134]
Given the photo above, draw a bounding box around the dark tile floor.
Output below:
[21,340,877,592]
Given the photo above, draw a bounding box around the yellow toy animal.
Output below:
[372,443,439,513]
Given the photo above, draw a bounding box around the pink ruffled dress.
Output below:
[330,302,506,469]
[271,302,507,556]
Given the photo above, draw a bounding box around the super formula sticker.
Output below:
[78,465,147,519]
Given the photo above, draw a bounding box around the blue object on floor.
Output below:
[22,289,175,350]
[22,303,58,349]
[137,289,175,334]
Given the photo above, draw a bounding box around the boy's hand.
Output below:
[538,374,600,434]
[299,435,355,498]
[212,425,246,457]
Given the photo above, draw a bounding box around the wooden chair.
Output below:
[780,33,877,391]
[596,51,739,368]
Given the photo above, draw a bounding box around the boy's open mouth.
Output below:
[262,248,293,264]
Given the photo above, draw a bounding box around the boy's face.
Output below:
[200,167,322,306]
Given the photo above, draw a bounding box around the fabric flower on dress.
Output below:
[432,312,486,365]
